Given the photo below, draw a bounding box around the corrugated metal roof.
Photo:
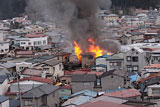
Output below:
[77,100,134,107]
[104,89,141,98]
[22,84,60,99]
[71,90,97,98]
[106,88,126,93]
[62,95,93,106]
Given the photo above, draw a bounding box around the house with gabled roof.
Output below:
[6,77,53,99]
[21,84,60,107]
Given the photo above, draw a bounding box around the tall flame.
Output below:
[88,38,103,57]
[74,41,82,62]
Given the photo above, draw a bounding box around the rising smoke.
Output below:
[26,0,120,53]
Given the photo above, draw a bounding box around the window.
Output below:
[21,42,26,44]
[43,68,49,72]
[38,41,41,45]
[152,88,160,95]
[127,65,132,72]
[110,62,113,66]
[41,95,47,105]
[114,63,117,66]
[53,93,55,97]
[127,56,131,61]
[132,56,138,62]
[24,100,33,106]
[43,40,46,44]
[28,42,31,45]
[53,67,55,72]
[59,64,62,70]
[133,66,138,71]
[96,79,101,86]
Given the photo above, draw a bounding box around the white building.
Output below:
[122,16,144,26]
[16,62,32,72]
[19,34,48,50]
[0,41,10,55]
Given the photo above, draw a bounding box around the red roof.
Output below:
[5,91,24,95]
[78,100,134,107]
[25,34,46,38]
[64,69,102,76]
[104,89,141,98]
[143,48,160,51]
[144,64,160,69]
[9,77,52,84]
[65,69,91,75]
[87,71,103,76]
[138,72,160,83]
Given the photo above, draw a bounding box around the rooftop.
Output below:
[72,74,97,82]
[22,84,60,99]
[0,75,7,84]
[0,95,9,103]
[25,34,46,38]
[104,89,141,98]
[9,76,52,84]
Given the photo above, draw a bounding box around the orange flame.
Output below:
[88,38,103,57]
[74,41,82,62]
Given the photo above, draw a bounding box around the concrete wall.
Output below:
[72,82,95,93]
[47,90,60,107]
[101,75,124,91]
[0,79,8,95]
[0,42,9,55]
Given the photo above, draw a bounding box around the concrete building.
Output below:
[124,47,147,72]
[19,34,48,50]
[0,31,9,55]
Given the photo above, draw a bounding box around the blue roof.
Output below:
[96,55,110,59]
[73,96,93,105]
[92,64,107,68]
[129,73,138,82]
[106,88,126,93]
[71,90,97,98]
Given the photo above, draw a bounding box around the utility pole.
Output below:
[32,83,35,107]
[17,72,22,106]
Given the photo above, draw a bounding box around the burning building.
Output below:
[26,0,119,67]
